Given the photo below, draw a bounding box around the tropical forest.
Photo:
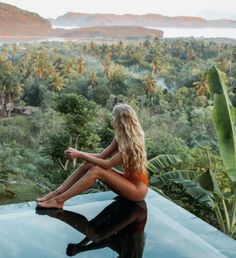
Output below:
[1,37,236,239]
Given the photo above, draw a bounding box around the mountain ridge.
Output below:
[53,26,164,38]
[0,2,163,39]
[50,12,236,28]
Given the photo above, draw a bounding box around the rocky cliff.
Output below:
[0,3,52,36]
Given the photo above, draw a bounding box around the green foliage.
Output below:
[55,93,100,148]
[207,67,236,187]
[150,170,199,188]
[0,183,44,205]
[22,77,47,106]
[147,153,218,225]
[97,111,114,149]
[148,154,182,175]
[199,66,236,237]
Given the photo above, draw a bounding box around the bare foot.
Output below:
[37,198,64,209]
[36,191,58,202]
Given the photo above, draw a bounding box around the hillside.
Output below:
[0,3,162,39]
[50,12,236,28]
[0,2,52,36]
[54,26,163,38]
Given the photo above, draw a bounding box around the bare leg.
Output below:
[37,166,148,208]
[36,162,94,202]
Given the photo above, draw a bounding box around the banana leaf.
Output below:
[150,170,199,188]
[198,169,223,198]
[207,67,236,189]
[171,179,214,208]
[147,154,182,175]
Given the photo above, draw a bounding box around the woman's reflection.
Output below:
[36,197,147,258]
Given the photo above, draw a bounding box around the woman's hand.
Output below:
[65,147,80,160]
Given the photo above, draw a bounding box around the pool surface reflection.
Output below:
[0,189,236,258]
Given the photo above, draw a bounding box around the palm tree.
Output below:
[229,47,236,87]
[88,71,98,90]
[65,59,73,74]
[144,73,156,97]
[77,56,85,75]
[193,73,209,106]
[90,41,99,57]
[151,58,158,74]
[5,82,22,117]
[188,48,195,62]
[17,51,31,79]
[103,54,111,79]
[217,57,228,73]
[0,53,22,117]
[108,64,126,95]
[143,39,151,49]
[50,72,64,92]
[11,43,18,65]
[33,51,48,79]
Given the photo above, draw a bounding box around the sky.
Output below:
[1,0,236,19]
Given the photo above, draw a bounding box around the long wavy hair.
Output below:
[112,103,147,176]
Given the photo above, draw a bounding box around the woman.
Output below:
[37,103,148,209]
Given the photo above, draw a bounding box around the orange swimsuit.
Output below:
[122,171,149,186]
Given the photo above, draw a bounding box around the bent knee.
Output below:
[86,166,103,178]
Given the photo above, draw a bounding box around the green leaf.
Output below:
[198,169,223,197]
[172,179,214,208]
[207,67,236,187]
[150,170,199,188]
[147,154,182,174]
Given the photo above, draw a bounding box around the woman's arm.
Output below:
[98,137,118,159]
[65,148,122,170]
[66,137,118,160]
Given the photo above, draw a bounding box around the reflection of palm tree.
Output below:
[36,198,147,258]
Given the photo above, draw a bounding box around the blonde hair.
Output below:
[112,103,147,176]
